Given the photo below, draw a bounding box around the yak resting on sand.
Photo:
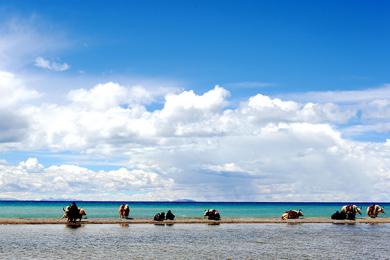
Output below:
[281,209,304,220]
[166,210,175,220]
[153,210,175,221]
[340,205,361,215]
[367,204,385,218]
[331,205,361,220]
[204,209,221,220]
[119,204,130,219]
[63,202,87,223]
[154,212,166,221]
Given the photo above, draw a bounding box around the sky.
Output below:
[0,0,389,201]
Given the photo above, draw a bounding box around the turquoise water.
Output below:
[0,201,388,219]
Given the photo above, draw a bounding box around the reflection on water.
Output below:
[286,222,302,225]
[152,223,176,227]
[0,224,389,259]
[153,223,165,226]
[65,223,83,229]
[65,223,82,229]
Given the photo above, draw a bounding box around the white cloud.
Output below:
[206,163,248,174]
[160,85,229,119]
[0,17,69,70]
[68,82,154,109]
[0,71,40,144]
[0,158,174,200]
[0,71,40,107]
[280,85,390,137]
[34,56,70,72]
[18,158,44,172]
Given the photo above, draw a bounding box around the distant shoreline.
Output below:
[1,200,390,204]
[1,217,390,224]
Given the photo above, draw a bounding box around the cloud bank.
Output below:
[0,70,390,201]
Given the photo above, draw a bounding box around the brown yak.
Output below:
[63,205,87,222]
[281,209,304,220]
[118,204,130,218]
[367,204,385,218]
[340,205,361,215]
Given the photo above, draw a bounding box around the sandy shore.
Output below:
[0,217,390,224]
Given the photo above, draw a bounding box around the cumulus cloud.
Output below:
[18,158,44,172]
[0,71,40,107]
[160,85,229,119]
[0,158,174,200]
[0,74,389,200]
[143,122,389,201]
[0,71,40,145]
[34,56,70,72]
[68,82,153,109]
[2,121,389,201]
[281,85,390,138]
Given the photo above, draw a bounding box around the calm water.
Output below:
[0,223,388,259]
[0,201,388,219]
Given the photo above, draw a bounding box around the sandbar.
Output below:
[0,217,390,224]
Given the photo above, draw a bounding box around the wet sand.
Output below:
[0,217,390,224]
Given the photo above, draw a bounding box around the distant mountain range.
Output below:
[0,198,197,202]
[173,199,196,202]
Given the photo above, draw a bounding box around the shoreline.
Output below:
[1,217,390,224]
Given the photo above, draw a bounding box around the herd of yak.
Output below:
[282,204,385,220]
[63,202,221,223]
[63,202,384,223]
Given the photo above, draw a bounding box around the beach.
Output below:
[1,217,390,224]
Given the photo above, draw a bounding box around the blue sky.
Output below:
[0,1,389,201]
[1,0,390,95]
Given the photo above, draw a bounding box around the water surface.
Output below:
[0,223,388,259]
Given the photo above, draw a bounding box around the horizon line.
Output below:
[0,199,388,204]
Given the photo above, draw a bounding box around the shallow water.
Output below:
[0,201,387,218]
[0,224,388,259]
